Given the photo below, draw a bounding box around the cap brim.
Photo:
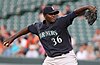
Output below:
[49,10,59,15]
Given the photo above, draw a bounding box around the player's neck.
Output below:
[46,21,54,26]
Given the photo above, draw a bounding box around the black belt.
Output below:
[48,51,69,57]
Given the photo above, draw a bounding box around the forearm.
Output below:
[3,27,29,47]
[12,27,29,40]
[74,5,95,16]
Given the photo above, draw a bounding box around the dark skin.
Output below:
[3,5,96,47]
[44,14,57,23]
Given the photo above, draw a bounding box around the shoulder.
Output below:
[32,22,45,30]
[31,22,43,27]
[28,22,43,29]
[58,12,77,19]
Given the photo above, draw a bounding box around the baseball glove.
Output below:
[84,10,97,25]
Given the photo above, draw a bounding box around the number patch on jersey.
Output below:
[51,36,62,46]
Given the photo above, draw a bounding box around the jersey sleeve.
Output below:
[60,12,77,27]
[28,23,38,35]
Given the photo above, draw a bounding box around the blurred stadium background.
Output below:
[0,0,100,65]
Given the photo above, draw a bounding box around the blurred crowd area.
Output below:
[0,25,46,58]
[0,0,100,61]
[72,28,100,61]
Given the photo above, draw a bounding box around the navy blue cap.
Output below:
[43,6,59,14]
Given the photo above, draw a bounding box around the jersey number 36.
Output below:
[51,36,62,46]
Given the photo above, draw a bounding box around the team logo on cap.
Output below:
[52,6,55,10]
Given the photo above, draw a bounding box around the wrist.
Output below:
[86,5,96,12]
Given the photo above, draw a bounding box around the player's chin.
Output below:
[50,20,56,23]
[51,19,56,22]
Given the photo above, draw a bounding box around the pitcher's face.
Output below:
[44,13,58,23]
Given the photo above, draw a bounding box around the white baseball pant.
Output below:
[42,50,78,65]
